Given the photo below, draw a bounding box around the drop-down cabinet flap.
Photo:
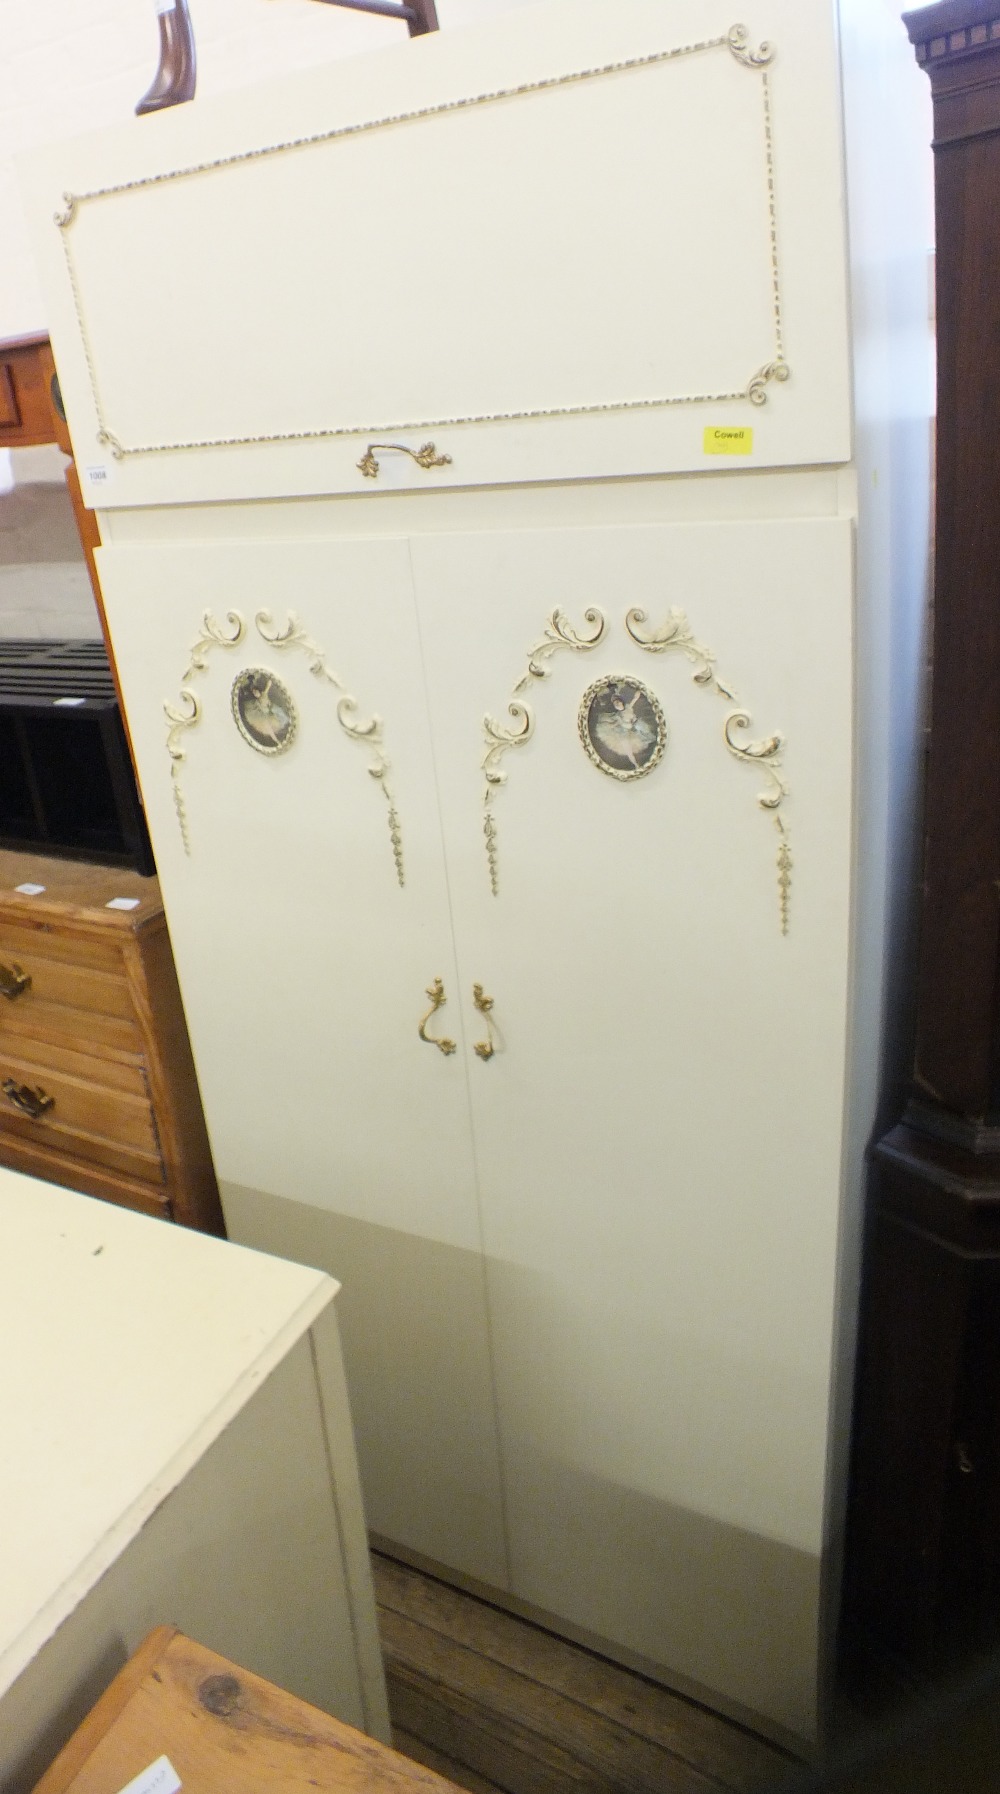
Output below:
[20,0,851,509]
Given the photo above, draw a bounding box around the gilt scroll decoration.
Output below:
[55,24,787,463]
[255,610,405,887]
[164,610,246,854]
[625,606,791,933]
[482,607,607,895]
[165,609,405,885]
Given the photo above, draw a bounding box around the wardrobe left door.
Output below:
[95,534,509,1589]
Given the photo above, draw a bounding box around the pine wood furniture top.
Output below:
[31,1627,459,1794]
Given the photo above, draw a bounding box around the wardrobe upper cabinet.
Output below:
[22,0,852,508]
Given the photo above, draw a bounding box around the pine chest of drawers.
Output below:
[0,850,221,1231]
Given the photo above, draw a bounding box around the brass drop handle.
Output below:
[2,1079,54,1120]
[473,984,499,1062]
[0,962,31,1001]
[358,441,452,480]
[418,978,457,1056]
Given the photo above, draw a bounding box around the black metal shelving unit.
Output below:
[0,640,154,875]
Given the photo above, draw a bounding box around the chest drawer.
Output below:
[0,334,60,449]
[0,1036,163,1184]
[0,926,143,1055]
[0,853,222,1232]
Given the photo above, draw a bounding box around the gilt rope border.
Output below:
[56,24,788,462]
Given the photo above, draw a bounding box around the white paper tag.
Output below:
[54,697,86,707]
[154,0,178,12]
[15,884,45,896]
[85,465,110,488]
[106,897,141,911]
[116,1758,181,1794]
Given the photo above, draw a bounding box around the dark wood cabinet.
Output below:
[0,332,136,765]
[847,0,1000,1669]
[0,335,63,451]
[851,1127,1000,1660]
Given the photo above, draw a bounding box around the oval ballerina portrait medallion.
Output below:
[578,674,667,781]
[231,667,298,757]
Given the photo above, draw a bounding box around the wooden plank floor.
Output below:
[372,1552,797,1794]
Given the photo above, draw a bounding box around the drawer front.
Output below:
[0,364,18,429]
[0,1032,149,1097]
[0,340,59,448]
[0,1042,164,1184]
[0,927,143,1055]
[0,1130,171,1220]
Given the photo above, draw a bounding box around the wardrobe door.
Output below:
[413,517,855,1736]
[96,535,508,1586]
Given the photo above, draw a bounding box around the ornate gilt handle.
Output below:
[0,961,31,1001]
[473,983,499,1062]
[2,1079,54,1119]
[418,978,457,1056]
[358,441,452,480]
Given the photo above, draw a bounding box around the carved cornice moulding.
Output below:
[905,2,1000,147]
[904,1,1000,65]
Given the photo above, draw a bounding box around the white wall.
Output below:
[0,449,102,639]
[1,0,533,340]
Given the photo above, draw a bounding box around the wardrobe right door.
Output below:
[413,514,855,1738]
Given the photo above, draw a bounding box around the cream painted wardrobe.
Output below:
[21,0,932,1743]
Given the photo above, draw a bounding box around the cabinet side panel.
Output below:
[306,1300,393,1742]
[829,0,935,1703]
[225,1184,509,1591]
[0,1336,376,1794]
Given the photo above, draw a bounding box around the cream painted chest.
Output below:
[21,0,933,1741]
[0,1171,388,1794]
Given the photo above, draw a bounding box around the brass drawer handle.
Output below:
[358,441,452,480]
[2,1079,54,1120]
[472,984,499,1062]
[418,978,457,1056]
[0,962,31,1001]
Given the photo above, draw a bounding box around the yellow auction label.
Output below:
[703,426,754,455]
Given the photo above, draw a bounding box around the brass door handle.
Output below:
[358,441,452,480]
[418,978,457,1056]
[2,1079,54,1119]
[473,984,499,1061]
[0,962,31,1001]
